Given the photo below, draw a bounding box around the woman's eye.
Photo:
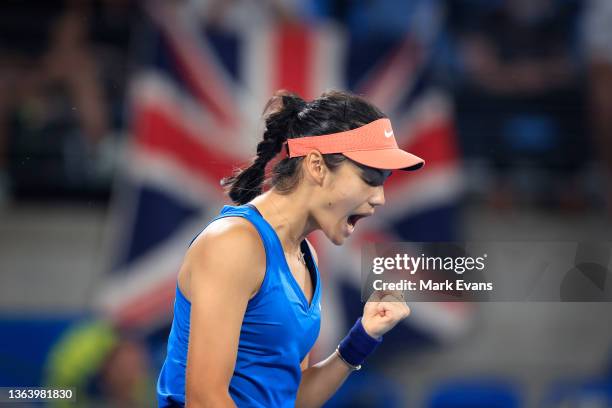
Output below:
[362,177,381,187]
[361,170,392,187]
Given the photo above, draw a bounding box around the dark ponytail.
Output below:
[221,89,386,204]
[221,91,306,205]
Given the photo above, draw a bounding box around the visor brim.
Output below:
[343,149,425,171]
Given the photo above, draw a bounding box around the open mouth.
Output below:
[347,213,367,228]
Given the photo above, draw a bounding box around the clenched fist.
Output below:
[361,291,410,339]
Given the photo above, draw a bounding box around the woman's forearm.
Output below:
[295,351,354,408]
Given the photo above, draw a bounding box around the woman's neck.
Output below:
[250,188,317,254]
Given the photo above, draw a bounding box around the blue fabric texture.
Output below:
[157,204,321,407]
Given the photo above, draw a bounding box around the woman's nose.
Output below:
[369,186,386,207]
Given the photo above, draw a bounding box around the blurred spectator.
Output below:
[85,0,140,129]
[583,0,612,216]
[0,0,139,202]
[456,0,577,95]
[98,337,156,408]
[44,320,155,408]
[448,0,587,210]
[0,0,67,200]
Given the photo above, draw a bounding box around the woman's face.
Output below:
[314,160,391,245]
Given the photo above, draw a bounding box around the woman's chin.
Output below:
[321,221,355,245]
[331,236,346,246]
[330,228,351,246]
[320,227,344,246]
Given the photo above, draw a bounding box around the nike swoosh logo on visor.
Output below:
[384,129,394,138]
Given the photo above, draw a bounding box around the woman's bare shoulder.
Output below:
[180,216,266,301]
[191,216,262,249]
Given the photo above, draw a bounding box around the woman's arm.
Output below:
[296,241,410,408]
[295,351,354,408]
[184,218,265,408]
[296,294,409,408]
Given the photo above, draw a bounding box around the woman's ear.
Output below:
[302,151,327,186]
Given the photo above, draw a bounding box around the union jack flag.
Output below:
[93,0,472,361]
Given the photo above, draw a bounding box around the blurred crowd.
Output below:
[3,0,612,407]
[0,0,139,201]
[1,0,611,213]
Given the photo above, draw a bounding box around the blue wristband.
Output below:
[337,318,382,368]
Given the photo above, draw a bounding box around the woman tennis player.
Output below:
[157,90,424,407]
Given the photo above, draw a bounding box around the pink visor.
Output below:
[285,118,424,170]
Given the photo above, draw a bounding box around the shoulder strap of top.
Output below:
[188,204,278,255]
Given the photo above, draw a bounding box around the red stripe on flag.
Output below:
[164,36,236,127]
[357,38,420,103]
[277,24,312,100]
[148,3,237,126]
[133,106,243,184]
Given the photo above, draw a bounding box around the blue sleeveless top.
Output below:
[157,204,322,407]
